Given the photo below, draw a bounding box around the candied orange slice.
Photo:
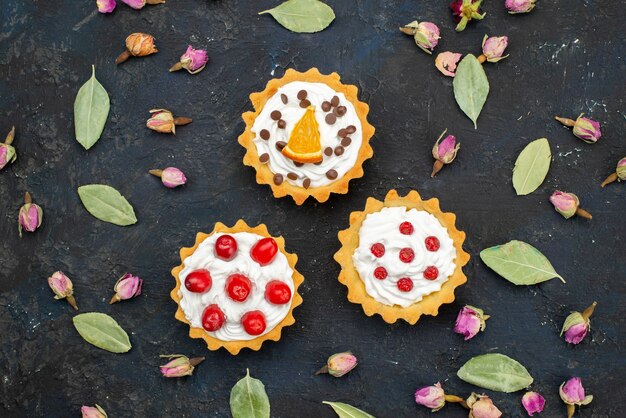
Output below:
[282,106,323,163]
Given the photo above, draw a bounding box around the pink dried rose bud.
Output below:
[505,0,536,14]
[555,114,602,144]
[109,273,143,304]
[96,0,116,13]
[48,271,78,310]
[160,354,205,378]
[121,0,165,10]
[601,156,626,187]
[18,192,43,237]
[435,52,462,77]
[450,0,486,32]
[560,377,593,418]
[467,393,502,418]
[81,404,108,418]
[399,21,440,54]
[170,46,209,74]
[0,126,17,170]
[149,167,188,188]
[146,108,192,134]
[480,35,509,63]
[414,383,446,411]
[454,305,489,340]
[549,191,592,220]
[116,33,157,64]
[431,129,461,177]
[522,391,545,416]
[561,301,597,344]
[315,352,357,377]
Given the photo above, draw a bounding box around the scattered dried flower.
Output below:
[149,167,188,188]
[109,273,143,304]
[454,305,489,340]
[116,33,157,65]
[479,35,509,63]
[415,383,446,411]
[560,377,593,418]
[146,109,192,134]
[561,301,597,344]
[431,129,460,177]
[81,404,108,418]
[48,271,78,310]
[121,0,165,10]
[18,192,43,237]
[466,393,502,418]
[160,354,205,378]
[315,352,357,377]
[0,126,17,171]
[450,0,486,32]
[96,0,116,13]
[170,45,209,74]
[435,52,463,77]
[400,21,441,54]
[601,156,626,187]
[555,114,602,144]
[505,0,536,14]
[521,391,545,416]
[549,191,592,220]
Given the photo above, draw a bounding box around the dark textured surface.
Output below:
[0,1,624,417]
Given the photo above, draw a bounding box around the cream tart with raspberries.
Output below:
[238,68,375,205]
[171,220,303,354]
[334,190,470,324]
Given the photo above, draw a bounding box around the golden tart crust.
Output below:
[170,220,304,354]
[238,68,375,205]
[334,190,470,324]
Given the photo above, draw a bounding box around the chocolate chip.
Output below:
[334,146,345,156]
[303,178,311,189]
[341,137,352,147]
[299,99,311,108]
[324,147,333,156]
[277,119,286,129]
[297,90,308,100]
[259,153,270,163]
[281,94,288,104]
[273,173,283,185]
[321,101,331,112]
[294,162,304,167]
[276,141,287,151]
[330,96,340,107]
[325,114,337,125]
[338,128,348,138]
[314,161,322,165]
[260,129,270,140]
[287,172,298,180]
[326,169,338,180]
[270,110,282,121]
[346,125,357,134]
[334,106,347,116]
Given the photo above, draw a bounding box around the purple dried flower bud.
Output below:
[81,404,108,418]
[159,354,205,378]
[560,302,596,344]
[617,157,626,180]
[149,167,187,188]
[415,383,446,411]
[121,0,165,10]
[109,273,142,304]
[454,305,489,340]
[18,192,43,237]
[1,126,17,171]
[400,21,440,54]
[171,46,209,74]
[316,352,358,377]
[549,191,592,220]
[482,35,509,63]
[573,115,602,144]
[450,0,486,32]
[521,391,545,416]
[467,393,502,418]
[96,0,116,13]
[505,0,536,14]
[560,377,593,418]
[147,109,175,134]
[431,130,461,177]
[48,271,78,310]
[435,52,463,77]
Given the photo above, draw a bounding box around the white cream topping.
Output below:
[352,207,457,307]
[178,232,294,341]
[252,81,363,187]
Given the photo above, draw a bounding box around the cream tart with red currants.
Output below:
[171,220,303,354]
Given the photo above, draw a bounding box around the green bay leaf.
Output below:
[74,65,110,150]
[73,312,131,353]
[457,353,533,393]
[453,54,489,129]
[512,138,552,195]
[230,369,270,418]
[480,240,565,285]
[259,0,335,33]
[78,184,137,226]
[323,401,376,418]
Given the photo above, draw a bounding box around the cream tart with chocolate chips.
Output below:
[239,68,375,205]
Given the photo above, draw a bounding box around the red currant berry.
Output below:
[423,266,439,280]
[265,280,292,305]
[373,266,388,280]
[184,269,212,293]
[399,247,415,263]
[250,237,278,266]
[225,274,252,302]
[399,221,414,235]
[202,304,225,331]
[425,236,440,252]
[397,278,414,292]
[215,234,238,260]
[370,243,385,258]
[242,310,266,336]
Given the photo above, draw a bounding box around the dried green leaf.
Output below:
[457,353,533,393]
[230,369,270,418]
[480,240,565,285]
[453,54,489,129]
[512,138,552,195]
[74,65,110,150]
[259,0,335,33]
[73,312,131,353]
[78,184,137,226]
[323,401,376,418]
